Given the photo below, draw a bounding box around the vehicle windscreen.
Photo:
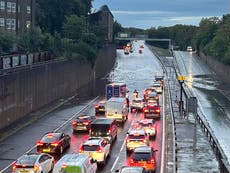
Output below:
[121,168,142,173]
[139,123,151,127]
[17,155,37,166]
[133,100,141,103]
[82,145,100,151]
[90,124,110,135]
[76,117,89,122]
[133,152,151,161]
[41,135,59,143]
[153,84,161,87]
[128,134,145,140]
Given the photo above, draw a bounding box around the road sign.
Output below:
[177,75,186,81]
[187,97,197,114]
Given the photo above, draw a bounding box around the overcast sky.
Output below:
[92,0,230,29]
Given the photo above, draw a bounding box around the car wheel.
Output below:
[126,149,130,156]
[67,141,70,148]
[107,149,111,158]
[101,156,106,166]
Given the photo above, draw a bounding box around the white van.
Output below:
[106,97,129,123]
[53,154,97,173]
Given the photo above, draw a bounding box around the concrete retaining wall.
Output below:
[199,52,230,85]
[0,44,116,130]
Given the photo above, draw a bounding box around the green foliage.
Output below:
[113,20,122,38]
[193,15,230,65]
[62,15,86,41]
[192,17,219,52]
[90,24,107,48]
[0,0,106,67]
[147,25,197,49]
[17,27,44,52]
[75,41,97,66]
[36,0,92,34]
[81,33,97,47]
[0,33,16,55]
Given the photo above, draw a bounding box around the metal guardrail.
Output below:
[150,48,177,173]
[172,51,230,173]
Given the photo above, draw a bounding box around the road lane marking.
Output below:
[111,139,126,172]
[111,113,136,172]
[160,88,166,173]
[0,97,99,173]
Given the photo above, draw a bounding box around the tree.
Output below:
[192,17,219,52]
[62,15,86,41]
[113,20,122,38]
[0,33,16,55]
[17,27,44,52]
[36,0,92,35]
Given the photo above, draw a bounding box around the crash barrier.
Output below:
[150,48,177,173]
[172,52,230,173]
[0,52,55,72]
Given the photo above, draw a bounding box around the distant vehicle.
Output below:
[72,115,96,133]
[105,82,127,100]
[53,154,97,173]
[126,129,149,154]
[135,119,157,139]
[143,88,158,103]
[143,104,161,119]
[89,118,117,144]
[154,75,164,88]
[155,74,163,80]
[95,100,106,114]
[124,47,130,55]
[129,146,157,173]
[187,46,193,52]
[79,138,111,166]
[152,82,163,94]
[105,97,129,123]
[36,132,70,155]
[12,153,54,173]
[115,166,147,173]
[130,98,145,112]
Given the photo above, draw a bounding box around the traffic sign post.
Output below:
[186,97,197,114]
[177,75,185,115]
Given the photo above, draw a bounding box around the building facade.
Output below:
[90,5,114,43]
[0,0,35,33]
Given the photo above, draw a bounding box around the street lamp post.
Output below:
[177,75,185,115]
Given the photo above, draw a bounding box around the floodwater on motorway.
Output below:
[174,51,230,163]
[107,40,164,172]
[110,42,163,95]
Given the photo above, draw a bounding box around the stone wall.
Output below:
[0,44,116,130]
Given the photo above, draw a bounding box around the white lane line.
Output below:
[160,89,166,173]
[0,97,99,173]
[111,112,135,172]
[120,139,126,152]
[111,140,126,172]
